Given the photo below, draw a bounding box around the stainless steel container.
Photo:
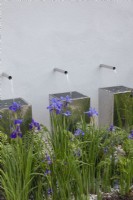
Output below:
[99,86,133,128]
[0,98,32,134]
[49,91,90,130]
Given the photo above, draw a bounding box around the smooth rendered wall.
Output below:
[1,0,133,128]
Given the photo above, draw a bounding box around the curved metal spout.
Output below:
[53,68,68,74]
[100,64,116,70]
[1,72,12,80]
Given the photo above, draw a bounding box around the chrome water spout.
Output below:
[53,68,68,74]
[100,64,116,70]
[1,72,12,80]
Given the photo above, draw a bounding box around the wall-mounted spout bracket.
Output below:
[99,64,116,70]
[0,72,12,80]
[53,68,68,74]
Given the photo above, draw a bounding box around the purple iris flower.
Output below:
[128,130,133,139]
[45,154,52,165]
[62,110,71,117]
[60,95,72,108]
[47,98,63,114]
[60,95,72,105]
[14,119,23,125]
[10,126,22,139]
[16,126,22,137]
[84,107,98,117]
[108,124,115,132]
[0,115,2,119]
[10,130,17,139]
[9,102,21,112]
[65,95,72,103]
[74,129,84,136]
[44,169,51,176]
[47,188,53,195]
[29,119,40,131]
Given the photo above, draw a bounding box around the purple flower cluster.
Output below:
[8,102,23,139]
[9,102,21,112]
[44,169,51,176]
[108,124,115,132]
[14,119,23,125]
[47,188,53,195]
[60,95,72,106]
[8,102,41,139]
[0,115,2,119]
[47,96,72,115]
[45,154,52,165]
[47,98,63,114]
[10,124,22,139]
[128,130,133,139]
[74,129,84,136]
[29,119,40,131]
[84,107,98,117]
[62,110,71,117]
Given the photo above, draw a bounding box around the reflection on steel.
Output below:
[99,86,133,128]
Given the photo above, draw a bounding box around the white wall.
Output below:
[1,0,133,128]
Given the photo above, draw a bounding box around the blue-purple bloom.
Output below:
[47,98,63,114]
[45,154,52,165]
[62,110,71,117]
[128,130,133,139]
[0,115,2,119]
[47,188,53,195]
[14,119,23,125]
[29,119,40,131]
[10,126,22,139]
[84,107,98,117]
[108,124,115,132]
[10,130,17,139]
[74,129,84,136]
[44,169,51,176]
[60,95,72,105]
[9,102,21,112]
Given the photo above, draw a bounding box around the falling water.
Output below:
[114,69,117,74]
[10,79,15,102]
[66,74,72,98]
[113,69,120,86]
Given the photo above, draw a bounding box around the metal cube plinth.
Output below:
[49,91,90,130]
[99,86,133,128]
[0,98,32,134]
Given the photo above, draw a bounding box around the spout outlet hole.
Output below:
[8,76,12,80]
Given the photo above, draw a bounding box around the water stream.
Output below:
[114,69,121,86]
[10,79,15,102]
[66,74,72,98]
[113,69,117,74]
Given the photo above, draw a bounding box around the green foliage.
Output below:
[0,110,11,135]
[0,128,51,200]
[1,96,133,199]
[0,136,36,200]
